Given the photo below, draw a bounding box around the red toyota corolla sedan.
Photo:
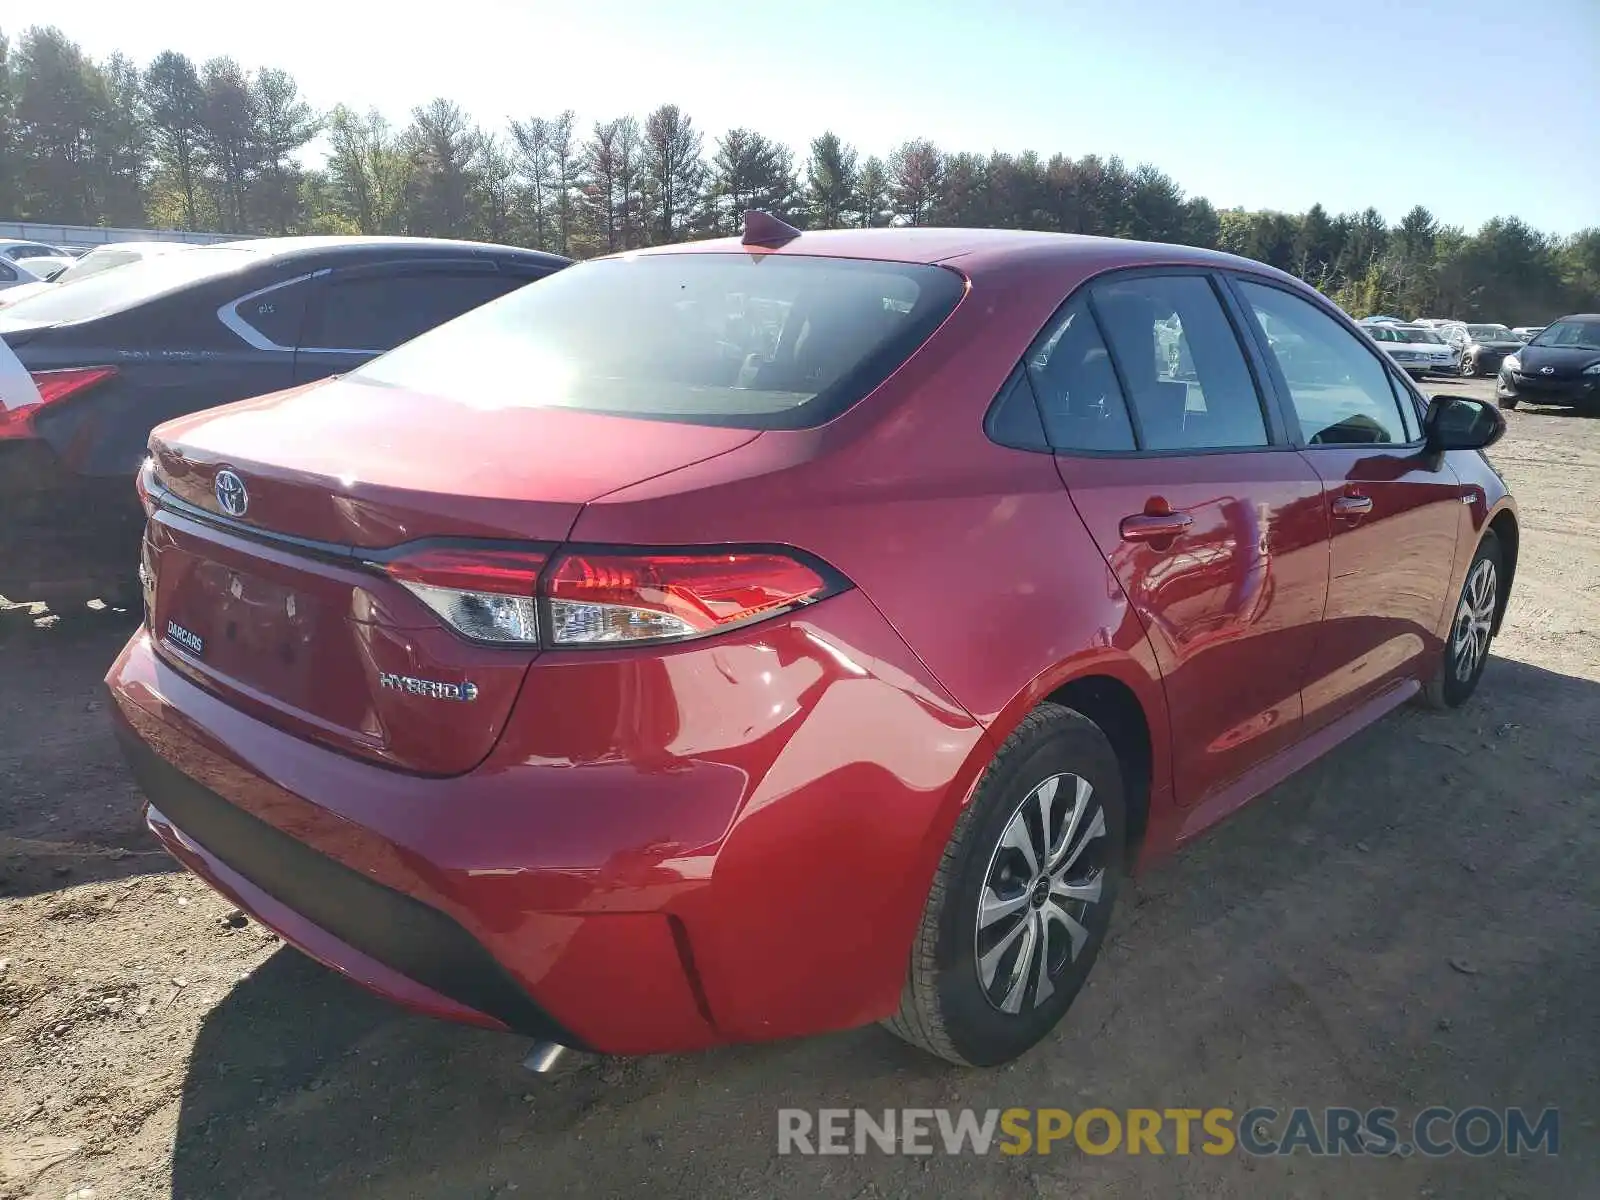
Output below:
[107,215,1516,1068]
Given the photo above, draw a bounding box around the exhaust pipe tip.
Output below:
[521,1041,570,1074]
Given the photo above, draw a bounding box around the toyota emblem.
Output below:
[214,469,248,517]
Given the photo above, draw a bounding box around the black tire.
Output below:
[1419,531,1502,710]
[1459,354,1479,377]
[1498,394,1519,410]
[884,703,1125,1066]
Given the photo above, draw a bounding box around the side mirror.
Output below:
[1424,394,1505,453]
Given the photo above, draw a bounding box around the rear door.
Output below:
[292,260,537,383]
[1033,271,1331,808]
[1227,276,1463,730]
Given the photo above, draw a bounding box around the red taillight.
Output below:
[377,546,548,645]
[0,366,118,440]
[371,544,842,647]
[544,550,834,645]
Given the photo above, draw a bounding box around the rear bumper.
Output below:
[107,592,989,1053]
[0,440,142,600]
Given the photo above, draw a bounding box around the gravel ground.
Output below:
[1,378,1596,1199]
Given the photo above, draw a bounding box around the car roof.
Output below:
[1549,313,1600,322]
[206,235,571,270]
[621,226,1304,287]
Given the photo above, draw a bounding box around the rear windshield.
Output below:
[350,252,967,429]
[0,246,258,325]
[1398,327,1443,343]
[1466,324,1513,339]
[1531,320,1600,351]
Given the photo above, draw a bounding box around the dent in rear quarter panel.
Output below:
[490,588,989,1041]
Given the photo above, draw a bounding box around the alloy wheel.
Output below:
[975,773,1107,1014]
[1452,558,1497,683]
[1459,355,1478,377]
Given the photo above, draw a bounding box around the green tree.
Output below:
[11,27,103,222]
[0,31,16,216]
[143,50,204,227]
[888,138,941,227]
[641,103,703,244]
[855,155,890,228]
[196,56,256,231]
[250,67,318,233]
[1124,163,1186,243]
[706,128,796,234]
[804,131,856,228]
[403,98,484,237]
[325,105,409,234]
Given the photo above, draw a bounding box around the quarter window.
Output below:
[1237,280,1413,446]
[1023,295,1136,452]
[1090,275,1269,451]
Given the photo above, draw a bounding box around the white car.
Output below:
[1512,326,1545,342]
[1362,322,1458,377]
[0,241,193,308]
[0,257,50,294]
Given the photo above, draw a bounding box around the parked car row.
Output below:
[1359,321,1459,378]
[0,241,195,310]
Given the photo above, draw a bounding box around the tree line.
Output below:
[2,25,1595,324]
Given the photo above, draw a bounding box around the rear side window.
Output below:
[1024,294,1136,451]
[350,254,967,429]
[1236,280,1413,446]
[1090,275,1269,451]
[309,271,527,352]
[224,275,314,349]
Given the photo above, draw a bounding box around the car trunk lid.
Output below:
[144,375,758,774]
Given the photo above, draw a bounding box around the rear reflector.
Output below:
[379,546,546,645]
[369,544,843,648]
[544,551,833,645]
[0,365,118,440]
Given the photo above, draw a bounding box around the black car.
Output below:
[1496,314,1600,413]
[1448,323,1525,377]
[0,236,569,605]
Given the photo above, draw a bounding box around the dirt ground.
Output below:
[1,377,1596,1199]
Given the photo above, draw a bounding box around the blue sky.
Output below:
[13,0,1600,233]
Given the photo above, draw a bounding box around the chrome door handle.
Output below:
[1120,511,1193,541]
[1332,494,1373,518]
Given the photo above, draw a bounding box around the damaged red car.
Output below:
[108,215,1516,1068]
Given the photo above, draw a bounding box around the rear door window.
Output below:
[1023,294,1136,451]
[350,254,966,429]
[1089,274,1270,451]
[305,270,528,353]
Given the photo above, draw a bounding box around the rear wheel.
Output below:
[1419,532,1502,709]
[1459,355,1479,377]
[885,703,1125,1066]
[1499,395,1520,410]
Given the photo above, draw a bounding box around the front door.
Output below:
[1027,273,1330,808]
[1229,278,1463,729]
